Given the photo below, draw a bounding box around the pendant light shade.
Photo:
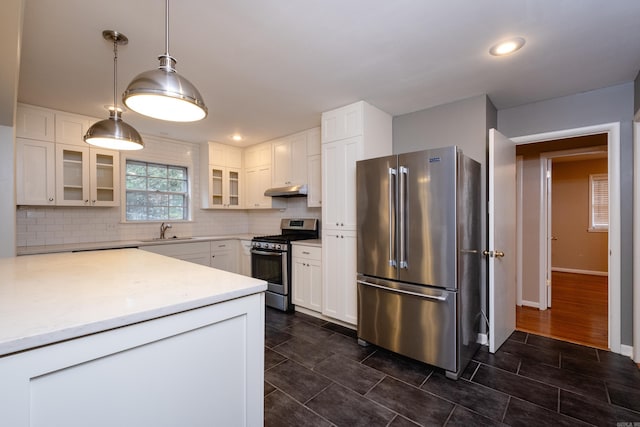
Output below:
[123,0,207,122]
[84,109,144,150]
[85,30,144,150]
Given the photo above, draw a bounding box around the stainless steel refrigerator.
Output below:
[356,145,481,379]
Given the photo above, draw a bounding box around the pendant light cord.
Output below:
[112,38,119,114]
[165,0,170,56]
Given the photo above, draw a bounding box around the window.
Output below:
[125,160,188,221]
[589,173,608,231]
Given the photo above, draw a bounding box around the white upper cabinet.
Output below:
[306,127,321,208]
[243,142,272,169]
[15,138,56,205]
[242,141,285,209]
[15,104,55,142]
[321,102,363,143]
[200,142,243,209]
[15,104,120,207]
[244,165,285,209]
[55,144,120,207]
[55,112,95,146]
[89,148,120,207]
[272,132,308,187]
[55,144,90,206]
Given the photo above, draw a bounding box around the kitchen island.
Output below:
[0,249,266,426]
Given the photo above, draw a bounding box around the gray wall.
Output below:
[498,82,635,346]
[393,94,497,331]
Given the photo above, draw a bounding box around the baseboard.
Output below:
[620,344,634,359]
[552,267,608,277]
[294,306,356,330]
[521,300,540,309]
[477,333,488,346]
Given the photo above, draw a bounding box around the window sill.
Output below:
[587,227,608,233]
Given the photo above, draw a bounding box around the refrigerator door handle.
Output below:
[388,167,397,267]
[357,279,447,301]
[398,166,408,269]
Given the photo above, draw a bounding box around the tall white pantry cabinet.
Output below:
[320,101,392,325]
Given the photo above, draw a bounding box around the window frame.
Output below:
[588,173,608,232]
[123,159,191,223]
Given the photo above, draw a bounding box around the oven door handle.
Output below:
[251,249,284,257]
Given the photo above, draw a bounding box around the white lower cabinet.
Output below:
[210,240,238,273]
[142,240,239,273]
[322,230,357,324]
[140,242,211,267]
[239,240,252,276]
[292,244,322,312]
[0,293,265,427]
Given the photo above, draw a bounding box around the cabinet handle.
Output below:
[302,251,310,255]
[341,235,344,239]
[335,222,339,226]
[48,197,54,202]
[212,255,215,258]
[340,223,344,226]
[92,200,96,204]
[218,245,226,248]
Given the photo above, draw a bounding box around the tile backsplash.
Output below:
[17,193,320,248]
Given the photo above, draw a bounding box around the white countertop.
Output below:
[292,239,322,247]
[16,234,259,256]
[0,249,266,357]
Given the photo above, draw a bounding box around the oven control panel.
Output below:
[252,241,287,251]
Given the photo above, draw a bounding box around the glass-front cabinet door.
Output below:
[55,144,89,206]
[89,148,120,207]
[209,166,224,207]
[227,167,241,207]
[208,165,241,209]
[55,144,119,206]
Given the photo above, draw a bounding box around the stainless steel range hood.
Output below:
[264,184,308,197]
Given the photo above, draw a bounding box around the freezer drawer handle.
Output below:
[357,280,447,301]
[398,166,408,269]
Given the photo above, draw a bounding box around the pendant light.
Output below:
[84,30,144,150]
[122,0,208,122]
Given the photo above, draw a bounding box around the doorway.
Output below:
[511,125,620,353]
[515,139,609,349]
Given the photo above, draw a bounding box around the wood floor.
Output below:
[516,271,608,350]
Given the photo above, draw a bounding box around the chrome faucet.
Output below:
[159,222,172,239]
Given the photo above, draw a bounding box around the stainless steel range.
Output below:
[251,218,319,311]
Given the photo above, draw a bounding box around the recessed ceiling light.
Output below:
[489,37,526,56]
[231,134,243,141]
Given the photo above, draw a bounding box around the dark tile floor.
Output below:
[264,308,640,427]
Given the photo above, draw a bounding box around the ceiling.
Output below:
[12,0,640,146]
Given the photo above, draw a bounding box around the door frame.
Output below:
[512,122,621,353]
[633,117,640,363]
[538,146,608,309]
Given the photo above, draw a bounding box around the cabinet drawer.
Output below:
[292,245,321,260]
